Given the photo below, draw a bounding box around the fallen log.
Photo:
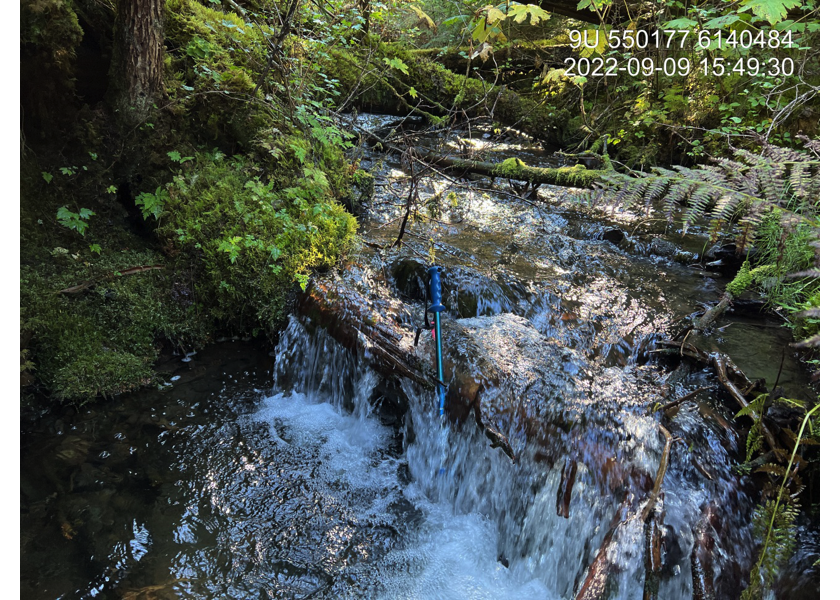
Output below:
[327,44,582,148]
[297,279,433,388]
[575,493,639,600]
[407,41,574,74]
[414,151,609,189]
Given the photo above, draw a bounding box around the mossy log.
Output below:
[327,43,582,149]
[407,40,574,74]
[297,278,432,387]
[415,151,609,189]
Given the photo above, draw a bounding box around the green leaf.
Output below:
[662,17,699,28]
[167,150,182,162]
[441,15,469,27]
[408,87,418,99]
[578,28,607,57]
[56,207,74,221]
[384,57,409,75]
[78,208,95,219]
[705,14,743,28]
[738,0,800,25]
[106,185,117,194]
[89,243,102,255]
[41,172,53,184]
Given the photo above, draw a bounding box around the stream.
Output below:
[20,115,819,599]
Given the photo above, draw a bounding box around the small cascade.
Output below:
[273,315,377,418]
[269,315,757,599]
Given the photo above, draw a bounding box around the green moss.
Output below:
[726,262,775,298]
[495,157,525,177]
[324,43,577,147]
[726,260,753,297]
[488,157,604,188]
[21,0,84,77]
[164,0,269,143]
[21,250,210,402]
[347,169,375,213]
[157,151,357,331]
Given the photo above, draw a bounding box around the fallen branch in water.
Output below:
[575,493,638,600]
[643,500,664,600]
[711,352,784,462]
[473,398,516,462]
[655,341,783,461]
[691,504,717,600]
[693,291,734,330]
[660,385,715,412]
[57,265,165,294]
[641,425,677,522]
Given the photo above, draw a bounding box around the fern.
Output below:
[590,144,819,247]
[736,393,768,462]
[741,403,820,600]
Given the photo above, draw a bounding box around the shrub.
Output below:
[157,151,357,331]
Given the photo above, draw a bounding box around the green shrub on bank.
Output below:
[155,151,357,331]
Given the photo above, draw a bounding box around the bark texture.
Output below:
[108,0,165,124]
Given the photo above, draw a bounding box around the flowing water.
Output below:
[20,115,818,599]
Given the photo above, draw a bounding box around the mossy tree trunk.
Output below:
[107,0,165,126]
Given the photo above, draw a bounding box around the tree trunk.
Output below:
[108,0,165,125]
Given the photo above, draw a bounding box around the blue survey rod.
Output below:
[428,266,446,416]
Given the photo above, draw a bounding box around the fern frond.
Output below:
[756,464,786,477]
[600,145,818,251]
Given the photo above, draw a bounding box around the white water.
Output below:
[258,315,759,598]
[259,317,662,599]
[252,386,563,599]
[265,317,580,597]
